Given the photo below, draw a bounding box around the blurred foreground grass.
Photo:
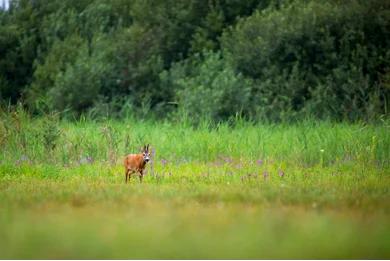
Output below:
[0,159,389,259]
[0,111,389,258]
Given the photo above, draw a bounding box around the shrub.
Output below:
[46,36,114,114]
[162,51,253,123]
[222,0,390,121]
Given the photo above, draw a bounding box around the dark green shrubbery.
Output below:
[0,0,389,122]
[222,0,390,121]
[161,51,253,123]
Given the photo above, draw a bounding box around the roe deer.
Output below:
[124,144,151,183]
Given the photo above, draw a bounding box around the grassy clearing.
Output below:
[0,111,389,258]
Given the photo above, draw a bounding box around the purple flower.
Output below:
[16,155,30,166]
[263,171,269,180]
[161,159,168,166]
[256,159,263,166]
[79,155,94,165]
[278,169,285,177]
[86,156,94,163]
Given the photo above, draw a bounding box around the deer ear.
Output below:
[147,144,150,150]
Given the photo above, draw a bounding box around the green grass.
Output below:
[0,111,389,258]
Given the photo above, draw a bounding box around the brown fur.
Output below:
[123,148,149,183]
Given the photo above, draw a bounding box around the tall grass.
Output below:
[1,106,389,168]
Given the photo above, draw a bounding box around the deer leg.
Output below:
[129,170,134,183]
[125,169,129,183]
[139,170,143,183]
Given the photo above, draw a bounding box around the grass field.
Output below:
[0,110,389,258]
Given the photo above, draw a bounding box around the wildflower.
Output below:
[256,159,263,166]
[263,171,269,180]
[15,155,30,166]
[278,169,285,177]
[79,155,93,165]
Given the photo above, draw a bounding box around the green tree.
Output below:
[222,0,390,121]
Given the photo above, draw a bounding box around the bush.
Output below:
[222,0,390,121]
[47,35,115,114]
[162,51,253,123]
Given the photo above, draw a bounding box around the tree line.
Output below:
[0,0,389,122]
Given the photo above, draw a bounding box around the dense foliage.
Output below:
[0,0,389,122]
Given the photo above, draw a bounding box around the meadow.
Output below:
[0,109,389,259]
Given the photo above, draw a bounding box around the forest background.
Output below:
[1,0,389,123]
